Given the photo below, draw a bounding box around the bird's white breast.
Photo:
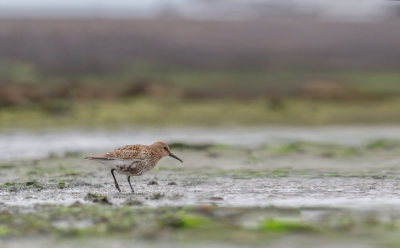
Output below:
[96,159,141,169]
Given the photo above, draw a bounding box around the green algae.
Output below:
[150,193,165,200]
[0,182,17,188]
[5,98,400,130]
[366,139,399,150]
[169,142,212,151]
[0,205,302,239]
[57,180,67,189]
[0,163,14,169]
[84,193,111,205]
[0,180,44,192]
[259,218,314,233]
[0,204,399,247]
[159,213,210,229]
[0,205,215,238]
[272,143,304,154]
[267,142,367,158]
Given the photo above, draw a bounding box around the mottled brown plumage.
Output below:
[85,141,183,193]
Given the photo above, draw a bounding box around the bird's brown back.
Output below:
[102,144,145,159]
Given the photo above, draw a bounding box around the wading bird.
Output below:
[85,141,183,193]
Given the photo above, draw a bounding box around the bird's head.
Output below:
[150,141,183,162]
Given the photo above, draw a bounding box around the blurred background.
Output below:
[1,0,400,128]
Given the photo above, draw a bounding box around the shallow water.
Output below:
[3,126,400,160]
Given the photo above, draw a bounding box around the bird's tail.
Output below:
[85,156,110,160]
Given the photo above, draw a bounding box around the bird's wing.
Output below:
[100,144,143,159]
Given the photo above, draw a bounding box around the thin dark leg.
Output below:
[127,176,135,193]
[111,169,121,192]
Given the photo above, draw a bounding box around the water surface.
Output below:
[2,126,400,161]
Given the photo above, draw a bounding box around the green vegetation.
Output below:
[0,163,14,169]
[0,204,399,246]
[269,142,368,158]
[25,163,81,178]
[334,147,360,157]
[150,193,165,200]
[57,179,67,189]
[260,218,314,233]
[0,205,245,238]
[366,139,399,150]
[0,182,18,189]
[4,61,400,96]
[2,63,400,129]
[3,97,400,129]
[272,143,304,154]
[168,142,212,151]
[0,180,44,192]
[84,193,111,205]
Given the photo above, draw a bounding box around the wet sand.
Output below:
[1,147,400,209]
[2,127,400,247]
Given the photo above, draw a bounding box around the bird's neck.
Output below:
[149,145,162,160]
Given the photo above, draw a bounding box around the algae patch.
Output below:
[0,180,45,192]
[84,193,111,205]
[260,218,314,233]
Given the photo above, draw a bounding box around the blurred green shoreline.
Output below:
[2,97,400,129]
[2,64,400,129]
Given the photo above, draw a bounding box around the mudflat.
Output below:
[1,127,400,247]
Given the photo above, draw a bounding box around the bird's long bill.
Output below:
[169,152,183,163]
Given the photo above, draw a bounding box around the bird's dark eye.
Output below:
[163,147,168,151]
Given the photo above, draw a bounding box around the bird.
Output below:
[85,141,182,193]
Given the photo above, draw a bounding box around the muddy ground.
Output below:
[2,129,400,247]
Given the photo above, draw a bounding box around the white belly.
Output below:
[93,158,149,176]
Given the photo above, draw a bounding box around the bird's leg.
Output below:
[111,169,121,192]
[127,176,135,193]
